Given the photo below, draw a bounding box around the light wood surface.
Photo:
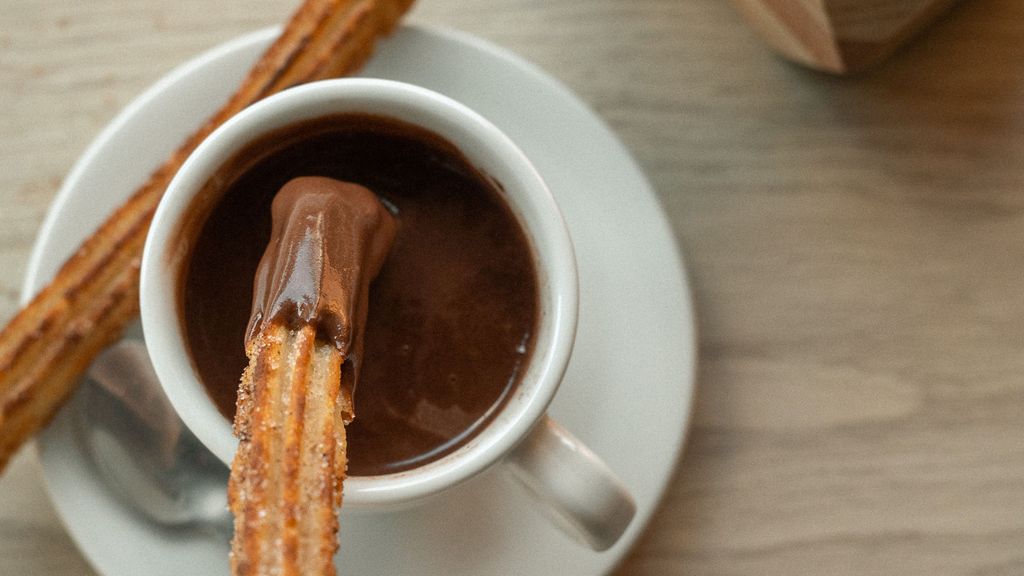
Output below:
[732,0,962,73]
[2,0,1024,574]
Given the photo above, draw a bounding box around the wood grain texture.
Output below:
[3,0,1024,574]
[732,0,962,73]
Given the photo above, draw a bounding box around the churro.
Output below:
[230,323,348,575]
[229,177,396,575]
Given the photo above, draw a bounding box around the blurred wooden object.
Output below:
[731,0,963,73]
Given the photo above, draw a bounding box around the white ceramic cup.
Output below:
[140,78,635,550]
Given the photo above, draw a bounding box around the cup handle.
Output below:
[503,415,636,550]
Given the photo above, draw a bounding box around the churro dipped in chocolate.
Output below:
[229,177,396,576]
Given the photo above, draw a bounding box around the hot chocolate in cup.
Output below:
[140,78,635,550]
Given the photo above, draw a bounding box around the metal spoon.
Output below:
[77,340,232,536]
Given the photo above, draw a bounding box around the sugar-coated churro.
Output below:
[230,323,349,576]
[229,177,397,575]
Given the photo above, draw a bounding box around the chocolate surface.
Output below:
[181,114,538,476]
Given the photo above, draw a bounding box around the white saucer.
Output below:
[24,24,696,576]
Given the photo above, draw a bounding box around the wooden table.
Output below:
[3,0,1024,574]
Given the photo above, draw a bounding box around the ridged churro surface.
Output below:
[229,323,349,576]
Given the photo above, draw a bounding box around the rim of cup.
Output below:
[139,78,579,507]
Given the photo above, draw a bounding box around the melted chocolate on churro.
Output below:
[247,176,396,402]
[181,114,538,476]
